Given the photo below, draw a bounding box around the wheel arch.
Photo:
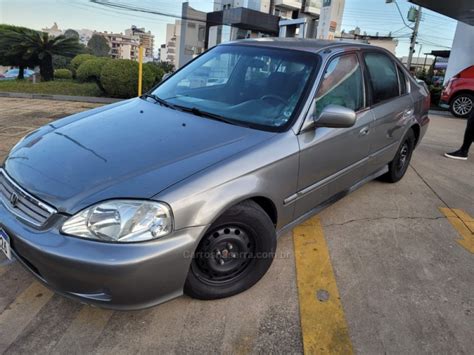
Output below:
[410,123,421,146]
[449,90,474,105]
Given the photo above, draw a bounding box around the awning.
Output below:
[409,0,474,25]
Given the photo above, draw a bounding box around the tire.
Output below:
[450,93,474,118]
[380,129,415,183]
[184,200,276,300]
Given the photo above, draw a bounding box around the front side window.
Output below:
[364,52,400,104]
[315,54,364,115]
[153,45,319,130]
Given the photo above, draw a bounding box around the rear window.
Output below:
[363,52,400,104]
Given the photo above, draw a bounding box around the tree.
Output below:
[0,27,82,81]
[64,29,80,40]
[87,34,110,57]
[0,24,36,79]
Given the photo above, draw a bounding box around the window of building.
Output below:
[363,52,400,104]
[315,54,365,115]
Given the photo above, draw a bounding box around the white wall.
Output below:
[444,21,474,83]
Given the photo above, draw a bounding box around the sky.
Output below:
[0,0,458,58]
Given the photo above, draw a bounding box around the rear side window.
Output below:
[363,52,399,104]
[315,54,365,115]
[397,65,407,95]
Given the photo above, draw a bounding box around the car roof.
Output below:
[220,37,374,54]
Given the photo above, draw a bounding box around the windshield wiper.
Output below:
[176,106,246,127]
[141,93,177,110]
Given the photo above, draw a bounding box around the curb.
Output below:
[0,92,123,104]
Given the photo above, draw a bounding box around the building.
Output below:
[101,31,140,61]
[179,3,207,67]
[77,29,94,45]
[207,4,279,47]
[316,0,345,40]
[338,28,399,54]
[161,22,181,68]
[124,27,155,61]
[41,22,63,37]
[400,56,435,71]
[159,0,346,69]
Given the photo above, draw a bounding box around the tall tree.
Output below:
[87,34,110,57]
[0,27,82,81]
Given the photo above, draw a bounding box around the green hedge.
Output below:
[54,68,73,80]
[100,59,154,98]
[144,62,165,86]
[71,54,96,71]
[76,57,110,83]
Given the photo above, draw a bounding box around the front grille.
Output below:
[0,169,56,227]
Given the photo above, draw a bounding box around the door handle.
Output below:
[403,108,414,117]
[359,127,370,136]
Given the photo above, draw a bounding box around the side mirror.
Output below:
[314,104,357,128]
[161,72,172,82]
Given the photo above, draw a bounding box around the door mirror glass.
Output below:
[315,104,357,128]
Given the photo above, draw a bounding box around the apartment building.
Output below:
[102,31,139,61]
[124,27,155,61]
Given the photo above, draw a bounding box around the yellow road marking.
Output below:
[440,208,474,254]
[293,216,353,354]
[0,282,53,353]
[53,305,113,353]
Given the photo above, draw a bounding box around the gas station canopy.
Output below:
[409,0,474,25]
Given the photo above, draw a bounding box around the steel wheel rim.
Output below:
[453,96,473,116]
[397,142,409,171]
[191,225,256,285]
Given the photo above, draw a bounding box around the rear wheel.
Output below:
[450,93,474,118]
[184,200,276,300]
[380,129,415,183]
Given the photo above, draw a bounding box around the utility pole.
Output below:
[407,6,422,71]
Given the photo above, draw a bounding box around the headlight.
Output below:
[61,200,173,242]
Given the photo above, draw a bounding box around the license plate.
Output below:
[0,228,12,260]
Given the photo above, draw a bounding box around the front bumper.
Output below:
[0,201,207,310]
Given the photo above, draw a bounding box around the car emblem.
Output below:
[9,193,19,207]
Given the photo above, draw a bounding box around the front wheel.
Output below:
[380,129,415,183]
[450,93,474,118]
[184,200,276,300]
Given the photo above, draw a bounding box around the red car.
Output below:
[441,65,474,118]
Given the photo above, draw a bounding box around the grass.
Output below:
[0,79,103,97]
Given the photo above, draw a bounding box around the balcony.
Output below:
[304,0,321,15]
[274,0,302,10]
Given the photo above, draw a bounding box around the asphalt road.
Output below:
[0,98,472,354]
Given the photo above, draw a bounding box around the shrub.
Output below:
[76,57,110,83]
[70,54,96,71]
[144,62,165,86]
[100,59,154,98]
[54,68,73,80]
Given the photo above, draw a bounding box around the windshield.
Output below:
[152,45,319,130]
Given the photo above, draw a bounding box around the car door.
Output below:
[293,52,373,219]
[362,51,414,174]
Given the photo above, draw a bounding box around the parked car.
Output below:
[0,39,430,310]
[440,65,474,118]
[1,68,35,80]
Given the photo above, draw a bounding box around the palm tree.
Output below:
[0,25,36,79]
[0,28,82,81]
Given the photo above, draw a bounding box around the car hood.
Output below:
[4,98,275,213]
